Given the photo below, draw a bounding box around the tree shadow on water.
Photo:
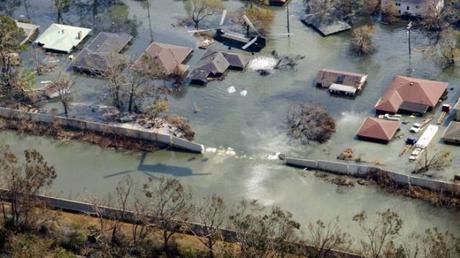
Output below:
[103,152,210,179]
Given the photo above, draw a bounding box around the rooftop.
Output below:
[133,42,193,75]
[316,69,367,89]
[16,21,39,45]
[34,23,91,53]
[302,14,351,36]
[443,121,460,144]
[357,117,400,142]
[374,75,448,114]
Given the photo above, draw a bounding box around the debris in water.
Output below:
[240,90,247,97]
[266,152,281,160]
[248,56,277,72]
[227,86,236,94]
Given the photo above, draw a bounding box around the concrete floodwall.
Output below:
[317,160,349,175]
[0,107,204,153]
[286,156,460,195]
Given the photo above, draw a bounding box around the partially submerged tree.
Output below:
[353,209,403,258]
[184,0,224,29]
[0,146,57,231]
[362,0,380,15]
[54,0,71,23]
[413,149,452,175]
[287,103,336,144]
[307,217,351,258]
[421,228,460,258]
[143,176,193,254]
[243,6,274,36]
[381,0,399,24]
[350,24,376,56]
[50,72,75,117]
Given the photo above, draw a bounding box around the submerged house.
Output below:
[382,0,444,17]
[189,50,250,85]
[455,99,460,121]
[315,69,368,97]
[301,14,351,36]
[34,23,91,53]
[16,21,39,45]
[72,32,133,75]
[374,75,448,115]
[356,117,400,143]
[442,121,460,145]
[132,42,193,76]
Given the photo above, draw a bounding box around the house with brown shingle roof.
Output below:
[133,42,193,76]
[375,75,448,115]
[357,117,400,143]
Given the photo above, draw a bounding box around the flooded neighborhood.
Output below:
[1,0,460,257]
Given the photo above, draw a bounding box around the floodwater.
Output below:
[2,0,460,240]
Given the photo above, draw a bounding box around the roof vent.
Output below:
[409,81,415,86]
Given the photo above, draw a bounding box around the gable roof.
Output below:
[16,21,39,45]
[71,32,132,74]
[34,23,91,53]
[443,121,460,143]
[357,117,400,142]
[316,69,367,88]
[375,75,448,113]
[133,42,193,75]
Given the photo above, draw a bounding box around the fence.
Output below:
[0,189,360,258]
[285,157,460,195]
[0,107,204,153]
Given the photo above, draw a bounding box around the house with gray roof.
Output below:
[34,23,91,53]
[72,32,133,75]
[190,50,250,85]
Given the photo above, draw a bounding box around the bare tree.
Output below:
[193,194,226,258]
[142,176,193,254]
[184,0,224,29]
[362,0,380,15]
[104,57,127,111]
[54,0,70,23]
[353,209,403,258]
[307,217,351,258]
[0,145,57,231]
[381,0,399,24]
[421,228,460,258]
[111,175,134,245]
[50,72,74,117]
[350,24,376,56]
[229,200,300,257]
[413,149,452,174]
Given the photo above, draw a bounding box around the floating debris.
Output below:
[227,86,236,94]
[240,90,247,97]
[248,56,277,71]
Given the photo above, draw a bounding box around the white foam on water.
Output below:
[227,86,236,94]
[240,90,247,96]
[248,56,277,71]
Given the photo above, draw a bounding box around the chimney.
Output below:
[77,31,82,39]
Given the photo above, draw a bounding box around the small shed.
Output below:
[16,21,39,45]
[34,23,91,53]
[356,117,400,143]
[415,125,439,148]
[442,121,460,145]
[301,14,351,36]
[455,99,460,122]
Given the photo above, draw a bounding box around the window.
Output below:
[406,6,410,10]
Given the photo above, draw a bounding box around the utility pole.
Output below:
[286,3,290,37]
[407,21,412,56]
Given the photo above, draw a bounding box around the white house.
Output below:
[382,0,445,17]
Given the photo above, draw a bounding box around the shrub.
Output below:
[350,25,376,56]
[287,103,336,144]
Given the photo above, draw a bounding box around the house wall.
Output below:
[383,0,444,17]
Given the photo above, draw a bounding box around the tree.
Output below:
[413,149,452,174]
[362,0,380,15]
[184,0,224,29]
[142,176,193,254]
[0,146,57,231]
[242,6,274,36]
[304,0,337,22]
[144,97,170,128]
[0,16,28,101]
[287,103,336,144]
[421,228,460,258]
[307,217,351,258]
[111,175,133,246]
[104,55,128,111]
[353,209,403,258]
[229,200,300,257]
[192,194,226,258]
[381,0,399,24]
[50,72,74,117]
[350,24,376,56]
[54,0,71,23]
